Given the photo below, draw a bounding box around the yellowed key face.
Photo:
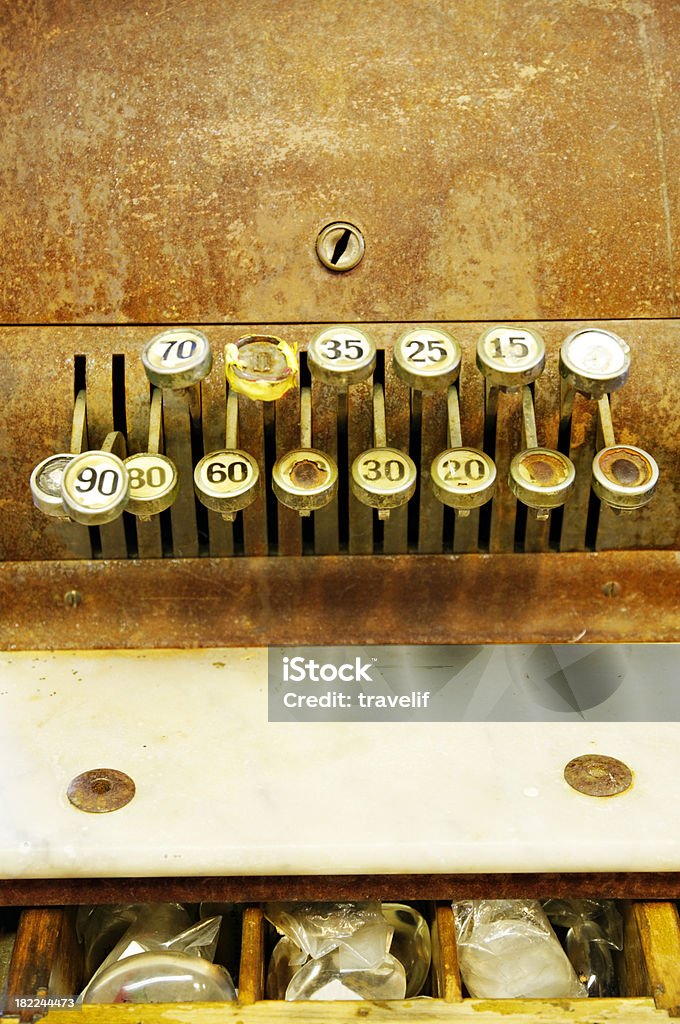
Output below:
[61,451,130,525]
[194,449,260,516]
[224,335,297,401]
[476,326,545,389]
[560,328,630,397]
[431,447,496,510]
[30,453,74,518]
[592,444,658,509]
[273,448,338,514]
[393,328,461,391]
[351,447,417,512]
[142,328,213,389]
[509,448,575,511]
[125,453,179,518]
[308,326,376,388]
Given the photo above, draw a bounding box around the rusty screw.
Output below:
[64,589,82,608]
[67,768,136,813]
[316,221,365,272]
[564,754,632,797]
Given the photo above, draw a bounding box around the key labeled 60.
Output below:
[194,449,260,516]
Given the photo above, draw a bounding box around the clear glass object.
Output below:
[382,903,431,997]
[284,948,406,1001]
[82,951,236,1004]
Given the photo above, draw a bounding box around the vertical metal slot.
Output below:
[112,354,138,559]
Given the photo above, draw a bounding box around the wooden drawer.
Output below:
[3,898,680,1022]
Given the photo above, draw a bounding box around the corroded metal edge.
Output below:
[1,872,680,906]
[1,550,679,650]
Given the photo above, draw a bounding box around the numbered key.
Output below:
[273,449,338,515]
[30,454,75,519]
[142,328,213,390]
[61,449,130,525]
[125,453,179,519]
[476,325,545,390]
[431,447,496,512]
[592,445,658,510]
[308,326,376,388]
[393,328,461,392]
[224,334,297,401]
[560,328,630,398]
[194,449,260,520]
[508,448,575,518]
[351,447,417,519]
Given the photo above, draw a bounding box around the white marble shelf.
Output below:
[0,647,678,878]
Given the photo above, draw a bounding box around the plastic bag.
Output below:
[264,901,392,968]
[543,899,622,996]
[79,904,223,1001]
[453,899,587,998]
[285,948,406,1001]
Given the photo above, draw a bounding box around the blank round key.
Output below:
[194,449,260,519]
[61,450,130,525]
[351,447,417,517]
[30,453,75,519]
[308,326,376,388]
[431,447,496,511]
[560,328,631,398]
[476,325,545,389]
[509,448,575,514]
[592,445,658,510]
[142,328,213,390]
[393,328,461,391]
[273,449,339,515]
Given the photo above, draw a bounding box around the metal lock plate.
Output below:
[307,327,376,388]
[272,448,338,513]
[194,449,260,516]
[430,447,496,510]
[61,451,130,525]
[509,448,576,511]
[592,445,659,509]
[142,328,213,390]
[560,328,631,397]
[476,326,546,389]
[393,328,462,391]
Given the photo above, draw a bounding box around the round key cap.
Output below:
[393,328,462,391]
[272,448,338,514]
[30,453,75,519]
[560,328,631,398]
[124,453,179,518]
[308,326,376,388]
[476,325,545,389]
[351,447,417,516]
[431,447,496,511]
[592,445,658,510]
[224,335,298,401]
[61,450,130,525]
[194,449,260,518]
[142,328,213,389]
[508,448,575,513]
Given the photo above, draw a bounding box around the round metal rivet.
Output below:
[67,769,136,813]
[316,221,365,272]
[564,754,632,797]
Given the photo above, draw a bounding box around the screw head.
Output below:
[67,768,136,813]
[564,754,633,797]
[316,221,365,272]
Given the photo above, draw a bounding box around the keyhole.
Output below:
[330,228,352,266]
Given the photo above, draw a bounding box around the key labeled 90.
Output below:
[194,449,260,517]
[61,451,130,525]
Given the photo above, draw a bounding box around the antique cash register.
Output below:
[1,0,680,1019]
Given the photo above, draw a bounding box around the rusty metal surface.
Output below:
[1,550,679,650]
[2,872,680,907]
[0,2,678,324]
[564,754,634,798]
[66,768,136,814]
